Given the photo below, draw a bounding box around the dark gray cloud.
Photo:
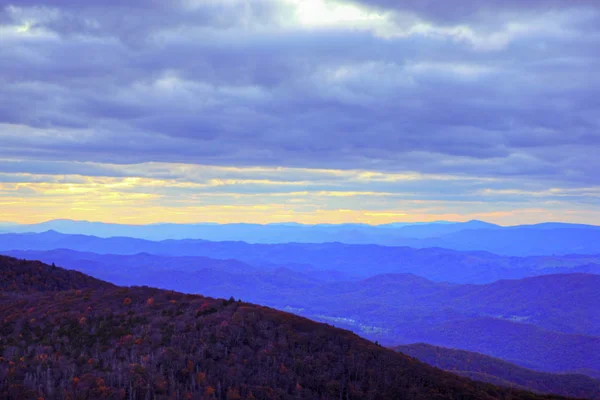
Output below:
[1,0,599,190]
[346,0,600,25]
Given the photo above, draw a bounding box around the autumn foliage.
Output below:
[0,256,570,400]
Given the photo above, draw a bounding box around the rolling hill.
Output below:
[0,255,572,400]
[3,249,599,336]
[395,343,600,399]
[1,250,598,380]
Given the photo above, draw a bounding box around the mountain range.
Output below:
[2,230,598,388]
[0,255,572,400]
[2,231,600,283]
[0,219,502,241]
[3,247,599,380]
[3,219,600,255]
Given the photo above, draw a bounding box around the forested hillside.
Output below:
[2,250,599,379]
[0,255,572,400]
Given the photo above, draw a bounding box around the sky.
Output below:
[1,0,599,225]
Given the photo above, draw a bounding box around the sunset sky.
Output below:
[1,0,599,225]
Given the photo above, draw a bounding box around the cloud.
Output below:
[0,0,599,223]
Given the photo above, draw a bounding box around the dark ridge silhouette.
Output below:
[396,343,600,399]
[0,255,114,292]
[0,255,573,400]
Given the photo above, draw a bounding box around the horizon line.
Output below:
[1,218,599,228]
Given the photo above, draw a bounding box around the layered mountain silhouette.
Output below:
[0,219,502,241]
[2,219,600,255]
[0,255,572,400]
[2,249,599,380]
[2,231,600,283]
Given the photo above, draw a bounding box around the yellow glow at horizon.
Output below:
[1,166,598,226]
[3,199,593,226]
[364,212,408,217]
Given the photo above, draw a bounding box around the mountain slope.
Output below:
[4,249,598,336]
[399,318,600,376]
[449,274,600,336]
[0,255,114,292]
[0,255,571,400]
[1,250,598,379]
[395,343,600,399]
